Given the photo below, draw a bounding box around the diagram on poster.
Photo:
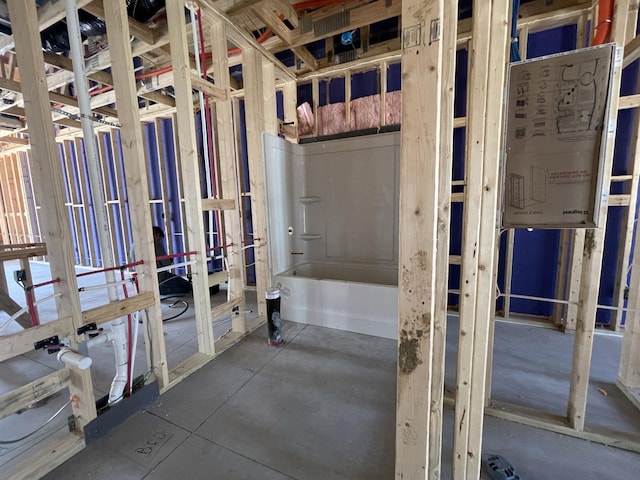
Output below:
[502,44,616,228]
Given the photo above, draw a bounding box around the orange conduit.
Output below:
[592,0,613,46]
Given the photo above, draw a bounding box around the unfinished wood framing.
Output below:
[3,2,640,478]
[165,0,215,355]
[7,0,96,434]
[243,47,271,317]
[103,0,168,385]
[211,17,247,333]
[394,0,449,477]
[428,2,458,478]
[569,0,631,432]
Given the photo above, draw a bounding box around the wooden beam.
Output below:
[454,0,492,475]
[243,48,271,317]
[292,46,319,71]
[624,34,640,68]
[104,0,169,387]
[0,368,70,421]
[283,79,298,143]
[190,74,228,101]
[464,1,510,476]
[429,1,458,478]
[82,0,156,45]
[7,0,96,430]
[0,135,29,145]
[201,198,236,211]
[38,0,94,31]
[0,316,74,363]
[82,292,155,326]
[395,0,447,476]
[1,433,85,480]
[166,0,216,354]
[252,3,292,44]
[210,20,247,334]
[569,0,630,431]
[199,0,296,80]
[619,94,640,110]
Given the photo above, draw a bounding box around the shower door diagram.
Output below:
[509,166,547,210]
[502,43,616,228]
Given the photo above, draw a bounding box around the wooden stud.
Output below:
[552,229,571,325]
[465,1,510,476]
[611,75,640,331]
[454,0,492,476]
[263,60,278,136]
[171,112,189,255]
[503,229,516,318]
[165,0,215,354]
[244,48,271,317]
[7,0,96,430]
[380,61,388,127]
[429,1,458,478]
[283,79,298,143]
[569,0,630,432]
[395,0,447,477]
[104,0,169,385]
[563,229,585,332]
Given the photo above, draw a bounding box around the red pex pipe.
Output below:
[76,260,144,278]
[592,0,613,46]
[155,250,198,261]
[25,288,40,326]
[31,277,61,289]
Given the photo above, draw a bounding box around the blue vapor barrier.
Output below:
[99,132,127,266]
[351,70,378,99]
[159,118,187,262]
[66,141,91,267]
[387,62,401,92]
[194,109,223,274]
[75,138,103,267]
[238,99,256,284]
[277,90,284,121]
[59,143,81,265]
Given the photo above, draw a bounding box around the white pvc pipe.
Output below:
[66,0,129,404]
[108,317,128,404]
[157,260,197,273]
[57,347,92,370]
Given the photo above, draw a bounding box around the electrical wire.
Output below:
[0,400,71,445]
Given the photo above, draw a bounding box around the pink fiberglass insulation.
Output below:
[385,91,401,125]
[349,94,381,131]
[318,103,346,135]
[297,102,314,136]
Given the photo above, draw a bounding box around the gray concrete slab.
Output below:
[42,411,190,480]
[195,325,397,480]
[145,434,294,480]
[147,364,255,432]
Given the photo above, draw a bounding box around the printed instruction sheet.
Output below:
[502,44,616,228]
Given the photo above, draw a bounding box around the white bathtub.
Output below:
[273,263,398,339]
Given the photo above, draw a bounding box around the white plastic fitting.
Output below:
[57,347,93,370]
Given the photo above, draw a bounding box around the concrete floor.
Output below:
[2,262,640,479]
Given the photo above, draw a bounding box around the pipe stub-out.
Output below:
[265,287,283,346]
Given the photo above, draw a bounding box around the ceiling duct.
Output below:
[313,10,350,37]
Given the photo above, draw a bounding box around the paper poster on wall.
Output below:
[501,43,616,229]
